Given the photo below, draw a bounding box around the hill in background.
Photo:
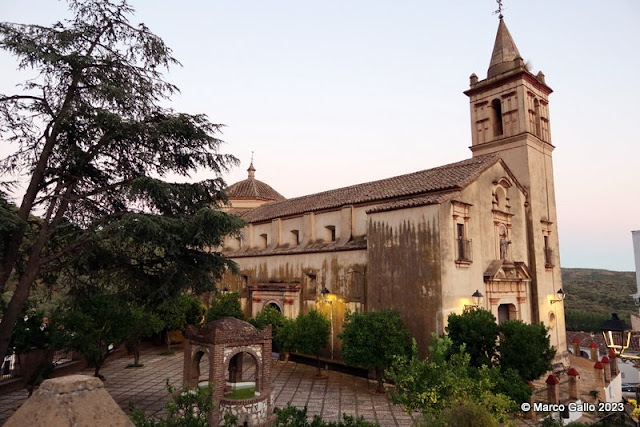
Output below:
[562,268,637,332]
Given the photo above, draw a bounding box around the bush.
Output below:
[274,404,379,427]
[130,381,224,427]
[498,320,555,382]
[446,309,498,368]
[252,306,285,349]
[339,310,410,393]
[206,291,244,322]
[416,399,500,427]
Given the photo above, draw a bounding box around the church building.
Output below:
[218,18,567,359]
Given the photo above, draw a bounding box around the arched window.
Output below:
[534,98,542,137]
[491,99,503,137]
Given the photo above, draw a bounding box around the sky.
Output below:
[1,1,639,271]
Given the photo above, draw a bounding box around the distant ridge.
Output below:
[562,267,637,331]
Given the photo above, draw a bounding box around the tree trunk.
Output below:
[0,262,42,363]
[133,345,140,366]
[375,367,385,393]
[316,353,322,377]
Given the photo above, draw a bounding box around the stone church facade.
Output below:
[218,18,566,359]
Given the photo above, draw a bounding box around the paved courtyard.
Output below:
[0,347,417,426]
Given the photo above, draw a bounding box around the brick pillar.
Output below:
[572,338,581,357]
[526,381,536,419]
[608,349,619,376]
[546,375,560,404]
[594,362,605,389]
[590,342,599,362]
[567,368,580,400]
[601,356,611,383]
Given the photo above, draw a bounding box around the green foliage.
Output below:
[130,381,219,427]
[252,306,285,350]
[124,304,164,364]
[206,291,245,322]
[61,290,131,378]
[9,307,64,354]
[415,399,500,427]
[386,336,517,424]
[293,310,331,356]
[226,386,255,400]
[486,366,532,406]
[274,404,380,427]
[340,310,410,370]
[276,318,297,354]
[293,309,331,376]
[339,310,410,392]
[498,320,556,382]
[0,0,243,362]
[563,268,636,330]
[446,309,498,368]
[386,337,476,412]
[565,309,617,333]
[158,294,206,332]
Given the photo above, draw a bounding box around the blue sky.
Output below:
[1,1,639,271]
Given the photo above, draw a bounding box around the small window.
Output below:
[544,235,554,268]
[456,224,472,262]
[491,99,503,137]
[259,233,268,249]
[290,230,300,246]
[325,225,336,242]
[534,98,542,137]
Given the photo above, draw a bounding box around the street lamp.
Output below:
[550,288,565,304]
[602,313,632,357]
[464,290,484,310]
[320,286,330,302]
[318,286,334,359]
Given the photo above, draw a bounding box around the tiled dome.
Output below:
[226,163,285,202]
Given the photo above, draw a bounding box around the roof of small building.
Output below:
[226,162,286,202]
[239,154,503,223]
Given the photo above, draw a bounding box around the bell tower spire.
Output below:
[464,17,565,355]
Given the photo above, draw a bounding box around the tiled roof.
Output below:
[231,238,368,258]
[240,154,501,223]
[226,178,286,202]
[365,190,461,214]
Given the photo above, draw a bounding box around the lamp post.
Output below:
[602,313,632,357]
[319,286,334,360]
[550,288,565,304]
[464,290,484,310]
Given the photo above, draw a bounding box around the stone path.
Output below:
[0,348,416,426]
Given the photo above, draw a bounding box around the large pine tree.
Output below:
[0,0,243,362]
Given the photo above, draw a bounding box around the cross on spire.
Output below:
[494,0,504,20]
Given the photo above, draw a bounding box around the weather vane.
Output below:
[494,0,504,19]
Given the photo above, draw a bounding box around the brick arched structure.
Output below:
[183,317,274,426]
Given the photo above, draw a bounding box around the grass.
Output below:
[224,386,255,400]
[126,363,144,368]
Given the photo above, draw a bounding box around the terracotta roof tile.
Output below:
[226,178,286,202]
[365,190,461,214]
[240,155,501,223]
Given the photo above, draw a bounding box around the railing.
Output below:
[456,238,472,262]
[1,350,75,382]
[544,247,554,268]
[1,353,19,382]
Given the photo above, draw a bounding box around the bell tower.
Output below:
[464,17,566,356]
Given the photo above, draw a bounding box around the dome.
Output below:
[226,162,285,202]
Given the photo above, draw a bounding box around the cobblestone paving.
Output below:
[0,348,416,426]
